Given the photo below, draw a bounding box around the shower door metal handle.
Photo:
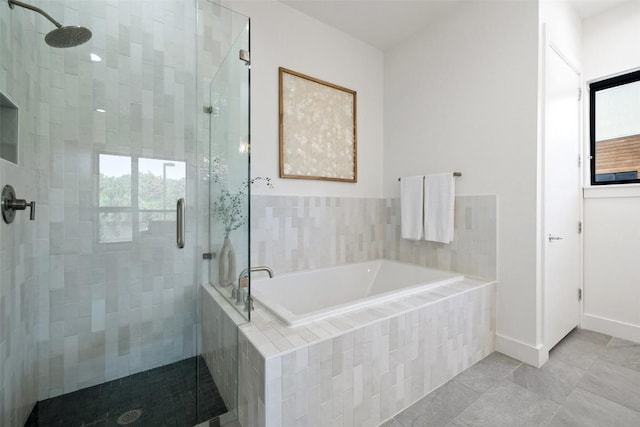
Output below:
[176,198,185,249]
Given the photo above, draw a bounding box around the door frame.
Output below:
[540,27,584,356]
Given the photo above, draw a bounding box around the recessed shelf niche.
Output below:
[0,91,18,164]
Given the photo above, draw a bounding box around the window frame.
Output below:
[589,69,640,186]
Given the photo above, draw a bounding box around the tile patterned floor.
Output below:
[24,356,227,427]
[381,328,640,427]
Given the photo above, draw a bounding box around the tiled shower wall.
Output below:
[0,2,41,425]
[251,194,497,279]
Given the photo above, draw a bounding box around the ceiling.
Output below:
[281,0,630,51]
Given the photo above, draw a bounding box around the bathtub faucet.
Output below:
[233,266,274,306]
[241,265,274,279]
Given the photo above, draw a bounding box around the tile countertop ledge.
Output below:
[239,277,496,360]
[584,184,640,199]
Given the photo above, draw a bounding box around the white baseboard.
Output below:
[582,313,640,344]
[495,333,548,367]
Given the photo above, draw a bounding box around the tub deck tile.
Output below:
[444,281,480,293]
[311,321,340,339]
[244,279,495,361]
[328,316,356,333]
[427,287,460,298]
[370,304,397,319]
[413,293,440,305]
[357,309,384,324]
[242,324,270,348]
[404,297,429,310]
[262,327,293,354]
[294,326,322,344]
[312,320,341,336]
[284,332,308,349]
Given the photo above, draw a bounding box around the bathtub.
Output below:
[251,259,464,326]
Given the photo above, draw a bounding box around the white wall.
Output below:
[540,1,582,68]
[383,1,541,361]
[232,1,384,198]
[583,195,640,341]
[582,1,640,343]
[582,1,640,83]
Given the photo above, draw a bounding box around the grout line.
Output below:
[445,378,489,426]
[542,404,563,427]
[502,361,523,379]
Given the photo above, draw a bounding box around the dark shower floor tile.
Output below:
[24,356,227,427]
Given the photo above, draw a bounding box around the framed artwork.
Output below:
[279,67,357,182]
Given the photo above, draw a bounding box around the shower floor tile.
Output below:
[24,356,227,427]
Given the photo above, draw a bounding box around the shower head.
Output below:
[45,26,92,48]
[8,0,92,48]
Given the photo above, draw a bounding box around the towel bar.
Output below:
[398,172,461,181]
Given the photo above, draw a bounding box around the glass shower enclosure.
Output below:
[0,0,250,426]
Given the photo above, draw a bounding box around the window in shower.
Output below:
[590,69,640,185]
[99,154,133,242]
[98,153,186,242]
[138,157,186,233]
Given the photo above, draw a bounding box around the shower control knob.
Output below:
[1,185,36,224]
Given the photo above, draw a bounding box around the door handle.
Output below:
[548,234,563,242]
[176,198,185,249]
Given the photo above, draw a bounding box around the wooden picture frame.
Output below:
[279,67,357,182]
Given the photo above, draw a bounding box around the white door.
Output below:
[544,42,582,351]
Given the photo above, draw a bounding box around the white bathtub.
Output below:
[251,259,464,326]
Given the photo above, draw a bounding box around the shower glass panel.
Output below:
[197,2,250,426]
[207,16,251,321]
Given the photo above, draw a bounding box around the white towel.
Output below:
[424,173,455,243]
[400,176,424,240]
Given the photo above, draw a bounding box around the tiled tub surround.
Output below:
[250,195,497,280]
[234,277,496,427]
[250,195,385,275]
[201,283,249,416]
[384,195,497,280]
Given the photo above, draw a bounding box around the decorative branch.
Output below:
[210,156,273,237]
